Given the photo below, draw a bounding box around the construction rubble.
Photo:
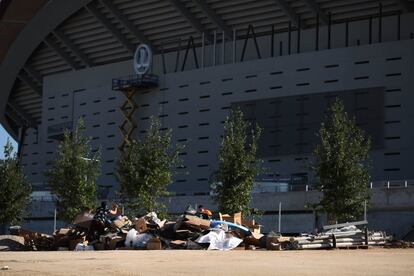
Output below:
[1,210,410,251]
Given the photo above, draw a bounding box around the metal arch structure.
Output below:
[0,0,413,139]
[194,0,232,40]
[302,0,329,25]
[85,3,136,54]
[272,0,301,28]
[169,0,212,43]
[99,0,155,51]
[53,29,94,67]
[44,36,82,70]
[0,0,94,138]
[397,0,413,12]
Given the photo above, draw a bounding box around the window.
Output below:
[245,89,257,93]
[222,77,233,82]
[354,61,369,65]
[221,92,232,96]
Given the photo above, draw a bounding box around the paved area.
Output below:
[0,248,413,275]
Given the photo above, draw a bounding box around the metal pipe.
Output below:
[315,13,319,50]
[345,19,349,47]
[279,41,283,56]
[201,32,205,68]
[221,31,226,64]
[297,15,301,53]
[379,2,383,43]
[397,11,401,41]
[328,12,332,49]
[213,30,216,66]
[233,29,236,63]
[222,30,225,65]
[369,16,373,44]
[271,24,275,57]
[288,21,292,55]
[174,38,182,72]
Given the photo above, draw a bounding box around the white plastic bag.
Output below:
[125,229,153,248]
[196,228,242,250]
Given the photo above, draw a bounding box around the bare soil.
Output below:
[0,248,413,275]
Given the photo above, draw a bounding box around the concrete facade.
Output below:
[22,37,414,194]
[16,11,414,236]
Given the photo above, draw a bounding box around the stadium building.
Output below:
[1,0,414,236]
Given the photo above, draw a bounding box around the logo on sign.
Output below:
[133,44,152,75]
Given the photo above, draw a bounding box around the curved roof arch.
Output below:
[1,0,412,139]
[0,0,93,137]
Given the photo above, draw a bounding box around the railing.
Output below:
[251,179,414,194]
[29,179,414,201]
[112,74,159,91]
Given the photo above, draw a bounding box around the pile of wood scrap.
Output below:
[8,211,264,251]
[0,235,26,251]
[9,226,54,251]
[8,216,399,251]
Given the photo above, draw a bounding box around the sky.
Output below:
[0,124,17,159]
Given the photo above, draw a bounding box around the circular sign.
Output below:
[133,44,152,75]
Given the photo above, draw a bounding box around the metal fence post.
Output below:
[53,208,57,233]
[278,202,282,233]
[364,201,367,221]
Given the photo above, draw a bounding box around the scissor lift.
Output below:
[112,74,159,151]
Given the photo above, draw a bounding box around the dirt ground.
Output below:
[0,248,413,275]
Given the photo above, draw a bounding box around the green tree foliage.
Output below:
[0,140,31,225]
[213,108,262,216]
[313,98,371,222]
[116,118,180,218]
[46,118,100,223]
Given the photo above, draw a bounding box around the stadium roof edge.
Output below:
[0,0,94,138]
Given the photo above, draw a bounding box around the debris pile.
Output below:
[5,209,263,251]
[2,211,407,251]
[286,226,391,250]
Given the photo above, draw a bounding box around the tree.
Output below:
[46,118,100,223]
[116,117,180,218]
[0,139,31,228]
[213,108,262,216]
[313,98,371,223]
